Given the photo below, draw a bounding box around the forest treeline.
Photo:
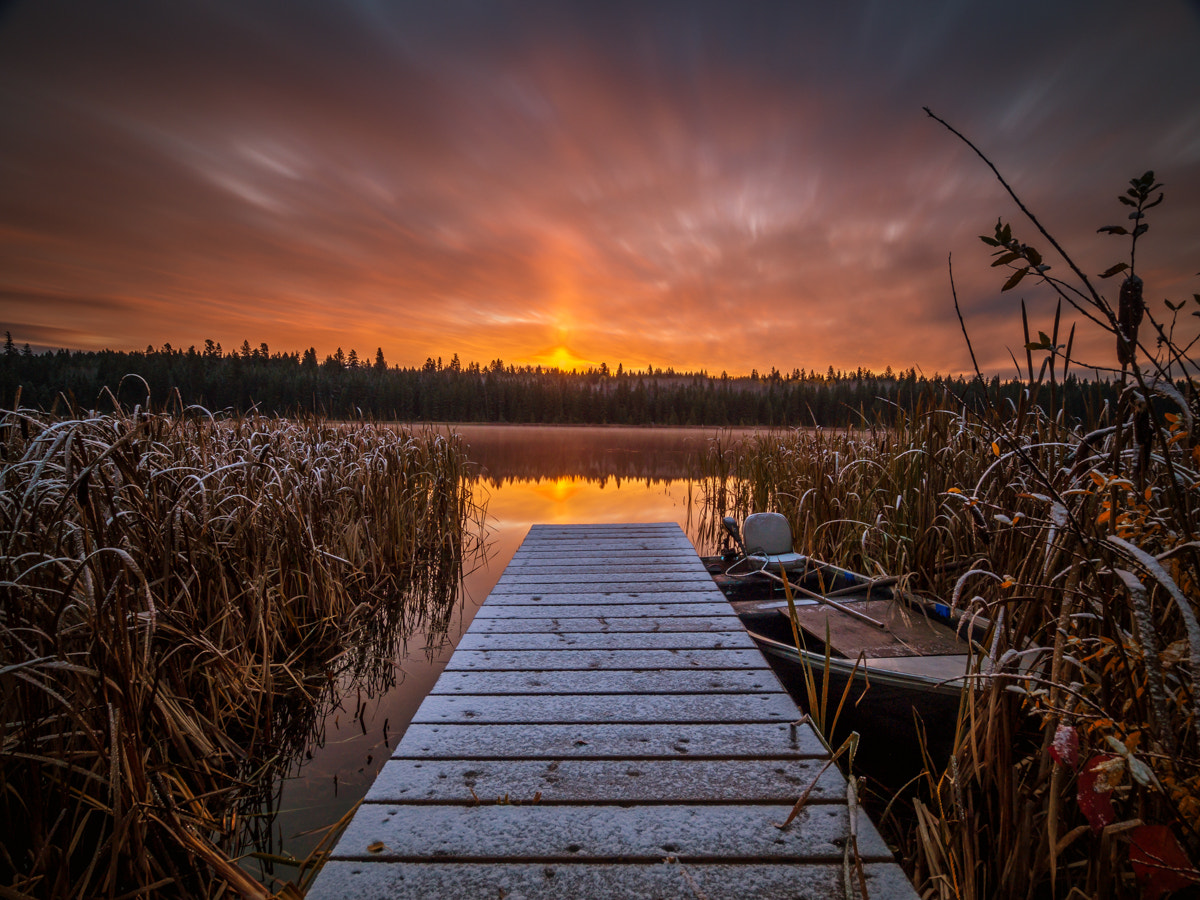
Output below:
[1,336,1119,426]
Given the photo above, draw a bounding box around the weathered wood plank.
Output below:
[328,803,894,862]
[494,564,700,578]
[518,537,690,546]
[490,580,716,594]
[365,757,844,804]
[521,527,691,538]
[519,536,690,545]
[443,648,770,670]
[454,631,759,652]
[514,540,695,552]
[506,556,700,564]
[521,528,689,538]
[409,692,799,724]
[470,602,733,618]
[481,592,724,606]
[508,551,701,563]
[495,572,714,587]
[524,524,684,533]
[523,525,690,532]
[429,669,782,695]
[464,616,738,633]
[308,861,916,900]
[394,722,827,760]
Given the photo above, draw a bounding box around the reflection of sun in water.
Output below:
[533,477,583,504]
[551,477,572,502]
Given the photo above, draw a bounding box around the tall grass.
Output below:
[696,411,982,596]
[698,152,1200,896]
[0,404,484,898]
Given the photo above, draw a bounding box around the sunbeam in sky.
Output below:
[1,0,1198,375]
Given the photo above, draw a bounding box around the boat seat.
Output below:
[742,512,806,571]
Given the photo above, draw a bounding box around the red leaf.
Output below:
[1077,754,1118,832]
[1129,825,1200,900]
[1050,723,1079,768]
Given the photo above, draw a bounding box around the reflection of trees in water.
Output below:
[240,563,464,889]
[456,426,738,484]
[479,470,680,488]
[452,426,761,558]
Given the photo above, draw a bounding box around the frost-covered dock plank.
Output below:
[307,522,918,899]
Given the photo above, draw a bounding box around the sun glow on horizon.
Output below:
[528,344,596,372]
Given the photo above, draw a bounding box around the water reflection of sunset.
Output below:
[485,474,693,530]
[541,476,582,504]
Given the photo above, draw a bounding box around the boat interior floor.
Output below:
[731,596,966,661]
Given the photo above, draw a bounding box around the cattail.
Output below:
[1117,274,1144,365]
[1134,402,1153,481]
[969,502,991,544]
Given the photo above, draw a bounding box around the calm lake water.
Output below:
[250,424,761,883]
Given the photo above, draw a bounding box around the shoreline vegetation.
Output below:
[0,405,485,898]
[1,338,1123,429]
[698,392,1198,896]
[699,148,1200,897]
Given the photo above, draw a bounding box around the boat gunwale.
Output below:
[743,629,971,698]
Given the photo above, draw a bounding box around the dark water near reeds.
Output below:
[246,425,758,887]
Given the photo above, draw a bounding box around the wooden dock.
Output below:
[307,523,918,899]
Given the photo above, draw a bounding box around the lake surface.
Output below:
[250,424,761,884]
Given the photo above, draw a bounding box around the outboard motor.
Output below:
[722,516,744,555]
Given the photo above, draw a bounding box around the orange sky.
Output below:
[1,1,1198,376]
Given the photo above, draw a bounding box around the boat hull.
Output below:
[703,554,969,777]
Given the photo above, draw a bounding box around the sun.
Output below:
[532,344,594,372]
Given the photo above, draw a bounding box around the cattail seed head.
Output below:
[969,503,991,544]
[1117,274,1144,365]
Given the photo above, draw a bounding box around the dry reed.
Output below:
[698,156,1200,897]
[0,404,484,898]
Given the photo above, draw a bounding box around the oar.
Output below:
[753,565,888,630]
[824,574,899,598]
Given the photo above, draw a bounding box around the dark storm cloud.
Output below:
[0,0,1197,373]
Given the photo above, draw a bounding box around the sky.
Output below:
[1,0,1198,377]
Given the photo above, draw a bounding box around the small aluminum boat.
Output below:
[707,513,983,766]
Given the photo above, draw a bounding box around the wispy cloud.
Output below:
[1,0,1197,375]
